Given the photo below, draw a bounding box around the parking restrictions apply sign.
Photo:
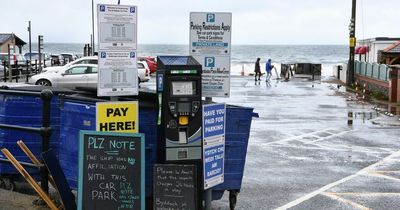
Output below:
[96,101,138,133]
[202,103,226,189]
[189,12,232,98]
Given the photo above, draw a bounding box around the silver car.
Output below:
[29,64,98,89]
[29,62,150,89]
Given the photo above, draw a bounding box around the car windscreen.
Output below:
[138,63,145,69]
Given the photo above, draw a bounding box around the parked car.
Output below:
[137,60,150,83]
[50,54,64,66]
[60,53,75,64]
[24,52,51,67]
[42,56,98,73]
[139,56,157,74]
[0,53,29,75]
[29,61,150,89]
[0,53,28,67]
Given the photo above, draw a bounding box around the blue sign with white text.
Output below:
[203,103,225,138]
[203,103,226,189]
[204,144,224,180]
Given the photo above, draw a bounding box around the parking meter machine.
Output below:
[156,56,202,162]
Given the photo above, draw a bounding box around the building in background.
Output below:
[0,33,26,54]
[356,37,400,63]
[380,41,400,65]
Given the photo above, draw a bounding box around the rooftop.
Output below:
[358,37,400,43]
[0,33,26,46]
[383,41,400,54]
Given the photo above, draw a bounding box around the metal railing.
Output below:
[0,89,53,194]
[355,61,390,81]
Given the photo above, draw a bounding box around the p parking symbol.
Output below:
[206,14,215,22]
[205,57,215,68]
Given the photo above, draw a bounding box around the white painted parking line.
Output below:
[307,130,353,144]
[261,128,340,146]
[267,144,392,155]
[321,192,371,210]
[274,150,400,210]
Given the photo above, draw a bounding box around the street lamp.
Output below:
[92,0,95,55]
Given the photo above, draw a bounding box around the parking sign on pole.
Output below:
[190,12,232,98]
[97,4,138,97]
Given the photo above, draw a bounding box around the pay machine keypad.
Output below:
[168,101,200,117]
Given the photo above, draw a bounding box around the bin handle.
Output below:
[252,112,259,118]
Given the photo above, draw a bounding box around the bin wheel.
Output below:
[229,190,239,210]
[0,178,15,191]
[0,178,6,189]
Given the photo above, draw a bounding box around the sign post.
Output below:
[38,35,43,72]
[97,4,138,97]
[78,131,145,210]
[190,12,232,97]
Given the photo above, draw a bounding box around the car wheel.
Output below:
[36,79,52,86]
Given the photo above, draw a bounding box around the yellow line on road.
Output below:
[367,171,400,182]
[371,170,400,173]
[329,192,400,197]
[322,192,371,210]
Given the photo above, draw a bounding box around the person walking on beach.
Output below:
[265,58,274,82]
[254,58,261,81]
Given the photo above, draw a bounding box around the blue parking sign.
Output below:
[203,103,226,189]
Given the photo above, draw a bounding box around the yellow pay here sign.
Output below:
[96,101,138,133]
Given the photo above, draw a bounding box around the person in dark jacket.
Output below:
[254,58,261,81]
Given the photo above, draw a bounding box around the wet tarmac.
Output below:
[1,75,399,210]
[198,76,400,210]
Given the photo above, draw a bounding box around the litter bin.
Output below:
[211,105,257,205]
[0,85,72,183]
[58,92,158,197]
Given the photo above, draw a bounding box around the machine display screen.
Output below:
[171,81,195,96]
[177,102,191,113]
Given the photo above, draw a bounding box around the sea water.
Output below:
[24,43,348,76]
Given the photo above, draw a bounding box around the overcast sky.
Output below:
[3,0,399,45]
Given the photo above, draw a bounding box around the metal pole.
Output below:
[7,44,12,82]
[205,189,212,210]
[92,0,95,55]
[40,89,53,194]
[28,21,32,63]
[38,36,42,72]
[204,96,212,209]
[90,34,93,55]
[347,0,357,86]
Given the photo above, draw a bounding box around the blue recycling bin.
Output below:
[211,105,256,200]
[58,94,158,197]
[0,86,65,178]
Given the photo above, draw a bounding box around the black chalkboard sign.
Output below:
[78,131,145,210]
[153,164,197,210]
